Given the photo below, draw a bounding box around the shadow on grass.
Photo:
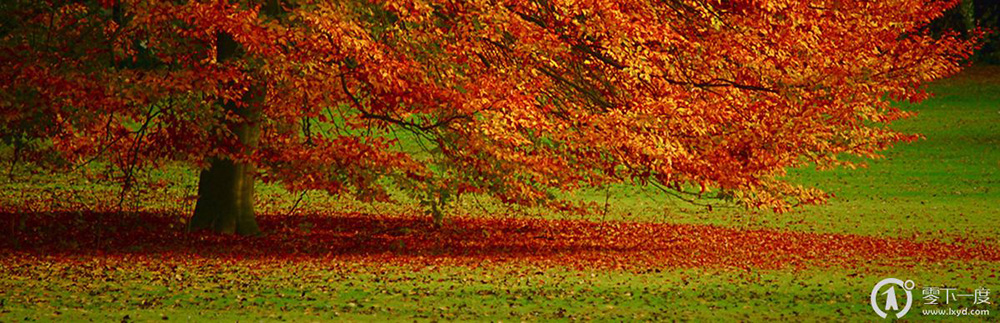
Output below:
[2,210,998,269]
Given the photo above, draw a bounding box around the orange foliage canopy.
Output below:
[0,0,978,211]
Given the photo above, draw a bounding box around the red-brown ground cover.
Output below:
[3,211,998,271]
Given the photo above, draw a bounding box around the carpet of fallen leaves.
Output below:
[2,211,998,270]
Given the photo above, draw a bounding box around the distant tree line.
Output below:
[931,0,1000,63]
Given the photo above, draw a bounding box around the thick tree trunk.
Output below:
[189,101,261,235]
[188,31,262,235]
[189,156,260,235]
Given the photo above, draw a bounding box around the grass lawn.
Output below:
[1,67,998,321]
[2,260,994,321]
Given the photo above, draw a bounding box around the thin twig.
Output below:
[285,191,307,217]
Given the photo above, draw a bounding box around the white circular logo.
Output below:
[871,278,915,318]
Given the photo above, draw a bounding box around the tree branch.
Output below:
[339,75,469,131]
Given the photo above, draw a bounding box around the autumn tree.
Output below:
[0,0,979,234]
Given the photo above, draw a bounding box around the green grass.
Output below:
[3,260,997,321]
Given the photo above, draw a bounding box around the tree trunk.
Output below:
[188,31,262,235]
[189,156,260,235]
[960,0,975,33]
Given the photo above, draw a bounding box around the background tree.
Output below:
[929,0,1000,63]
[0,0,980,234]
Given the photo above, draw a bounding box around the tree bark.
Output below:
[188,31,262,235]
[960,0,975,33]
[189,156,260,235]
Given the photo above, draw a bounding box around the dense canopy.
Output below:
[0,0,977,231]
